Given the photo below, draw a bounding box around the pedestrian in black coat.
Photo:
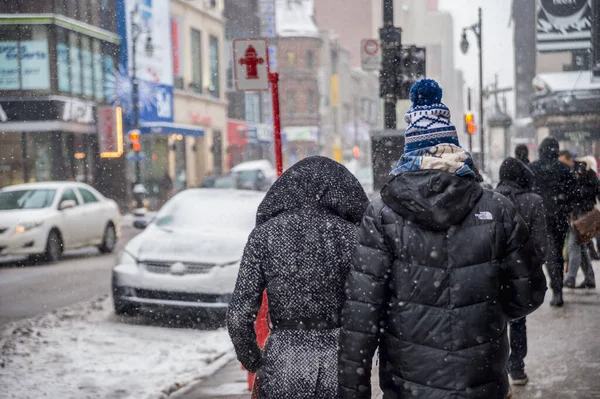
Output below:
[515,144,530,164]
[530,138,578,306]
[338,79,546,399]
[227,156,368,399]
[496,157,549,386]
[558,151,598,289]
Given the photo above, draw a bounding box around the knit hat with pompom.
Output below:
[404,79,460,153]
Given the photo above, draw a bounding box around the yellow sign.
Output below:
[333,146,342,163]
[331,75,339,107]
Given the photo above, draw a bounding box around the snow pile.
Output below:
[0,296,233,399]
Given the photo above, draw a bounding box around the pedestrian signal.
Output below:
[465,113,476,135]
[129,130,141,152]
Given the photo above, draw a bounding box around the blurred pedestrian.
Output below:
[530,138,577,307]
[227,156,368,399]
[496,157,549,386]
[159,172,173,204]
[338,79,546,399]
[515,144,530,164]
[558,151,598,289]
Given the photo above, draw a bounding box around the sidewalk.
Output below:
[173,264,600,399]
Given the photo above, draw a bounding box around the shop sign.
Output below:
[255,123,273,142]
[284,126,319,143]
[98,106,124,157]
[62,98,95,124]
[120,0,174,123]
[537,0,592,52]
[0,40,50,90]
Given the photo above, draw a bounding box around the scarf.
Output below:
[391,143,475,177]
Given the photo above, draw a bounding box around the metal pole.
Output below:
[269,72,283,177]
[381,0,397,130]
[131,11,142,209]
[467,88,473,154]
[478,7,485,172]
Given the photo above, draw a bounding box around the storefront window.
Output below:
[103,50,116,102]
[69,32,82,95]
[0,25,50,90]
[141,135,169,197]
[81,36,93,98]
[93,40,104,101]
[209,35,220,98]
[56,28,70,93]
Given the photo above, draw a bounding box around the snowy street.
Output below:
[0,223,139,326]
[0,295,234,399]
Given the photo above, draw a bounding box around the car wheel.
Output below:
[113,298,139,316]
[44,230,62,263]
[99,223,117,254]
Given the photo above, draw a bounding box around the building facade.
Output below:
[0,0,125,203]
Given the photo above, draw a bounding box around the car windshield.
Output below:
[213,176,236,189]
[154,192,258,231]
[0,189,57,210]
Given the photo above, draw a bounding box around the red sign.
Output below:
[171,18,181,76]
[98,106,123,158]
[233,39,269,91]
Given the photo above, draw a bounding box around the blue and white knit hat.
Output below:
[404,79,460,153]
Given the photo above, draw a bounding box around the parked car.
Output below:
[0,182,120,262]
[111,189,265,319]
[230,160,276,191]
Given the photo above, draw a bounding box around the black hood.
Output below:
[499,157,534,190]
[538,137,560,161]
[256,156,368,226]
[381,170,483,231]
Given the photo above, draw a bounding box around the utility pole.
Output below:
[477,7,484,172]
[380,0,401,130]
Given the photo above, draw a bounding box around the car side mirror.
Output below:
[133,219,148,229]
[59,200,77,210]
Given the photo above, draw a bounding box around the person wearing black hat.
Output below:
[496,157,549,387]
[515,144,530,165]
[530,138,578,306]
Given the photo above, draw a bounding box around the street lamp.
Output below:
[130,5,152,211]
[461,7,485,172]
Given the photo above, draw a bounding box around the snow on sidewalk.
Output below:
[0,295,232,399]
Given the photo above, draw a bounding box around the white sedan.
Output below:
[112,189,264,318]
[0,182,121,262]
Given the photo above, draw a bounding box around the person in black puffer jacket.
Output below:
[338,79,547,399]
[530,138,577,306]
[495,157,549,387]
[227,156,368,399]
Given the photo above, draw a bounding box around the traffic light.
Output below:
[465,112,476,135]
[129,130,141,152]
[396,46,427,100]
[353,146,360,158]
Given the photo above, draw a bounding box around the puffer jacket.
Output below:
[338,170,547,399]
[227,156,368,399]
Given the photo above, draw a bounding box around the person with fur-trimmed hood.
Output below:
[338,79,547,399]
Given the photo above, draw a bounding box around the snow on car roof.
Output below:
[176,188,265,201]
[535,71,600,93]
[0,181,91,191]
[230,160,274,172]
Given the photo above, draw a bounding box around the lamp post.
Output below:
[130,5,153,211]
[461,7,484,171]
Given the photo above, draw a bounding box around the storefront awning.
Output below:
[139,122,204,137]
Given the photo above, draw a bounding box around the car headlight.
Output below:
[221,260,241,268]
[119,251,137,265]
[14,221,44,234]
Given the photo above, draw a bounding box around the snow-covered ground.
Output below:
[0,296,233,399]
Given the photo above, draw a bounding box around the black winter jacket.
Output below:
[338,170,547,399]
[496,182,548,258]
[227,156,368,399]
[572,162,600,219]
[530,138,577,232]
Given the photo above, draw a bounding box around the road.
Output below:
[0,224,138,326]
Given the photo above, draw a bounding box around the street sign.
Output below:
[233,38,270,91]
[361,39,382,71]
